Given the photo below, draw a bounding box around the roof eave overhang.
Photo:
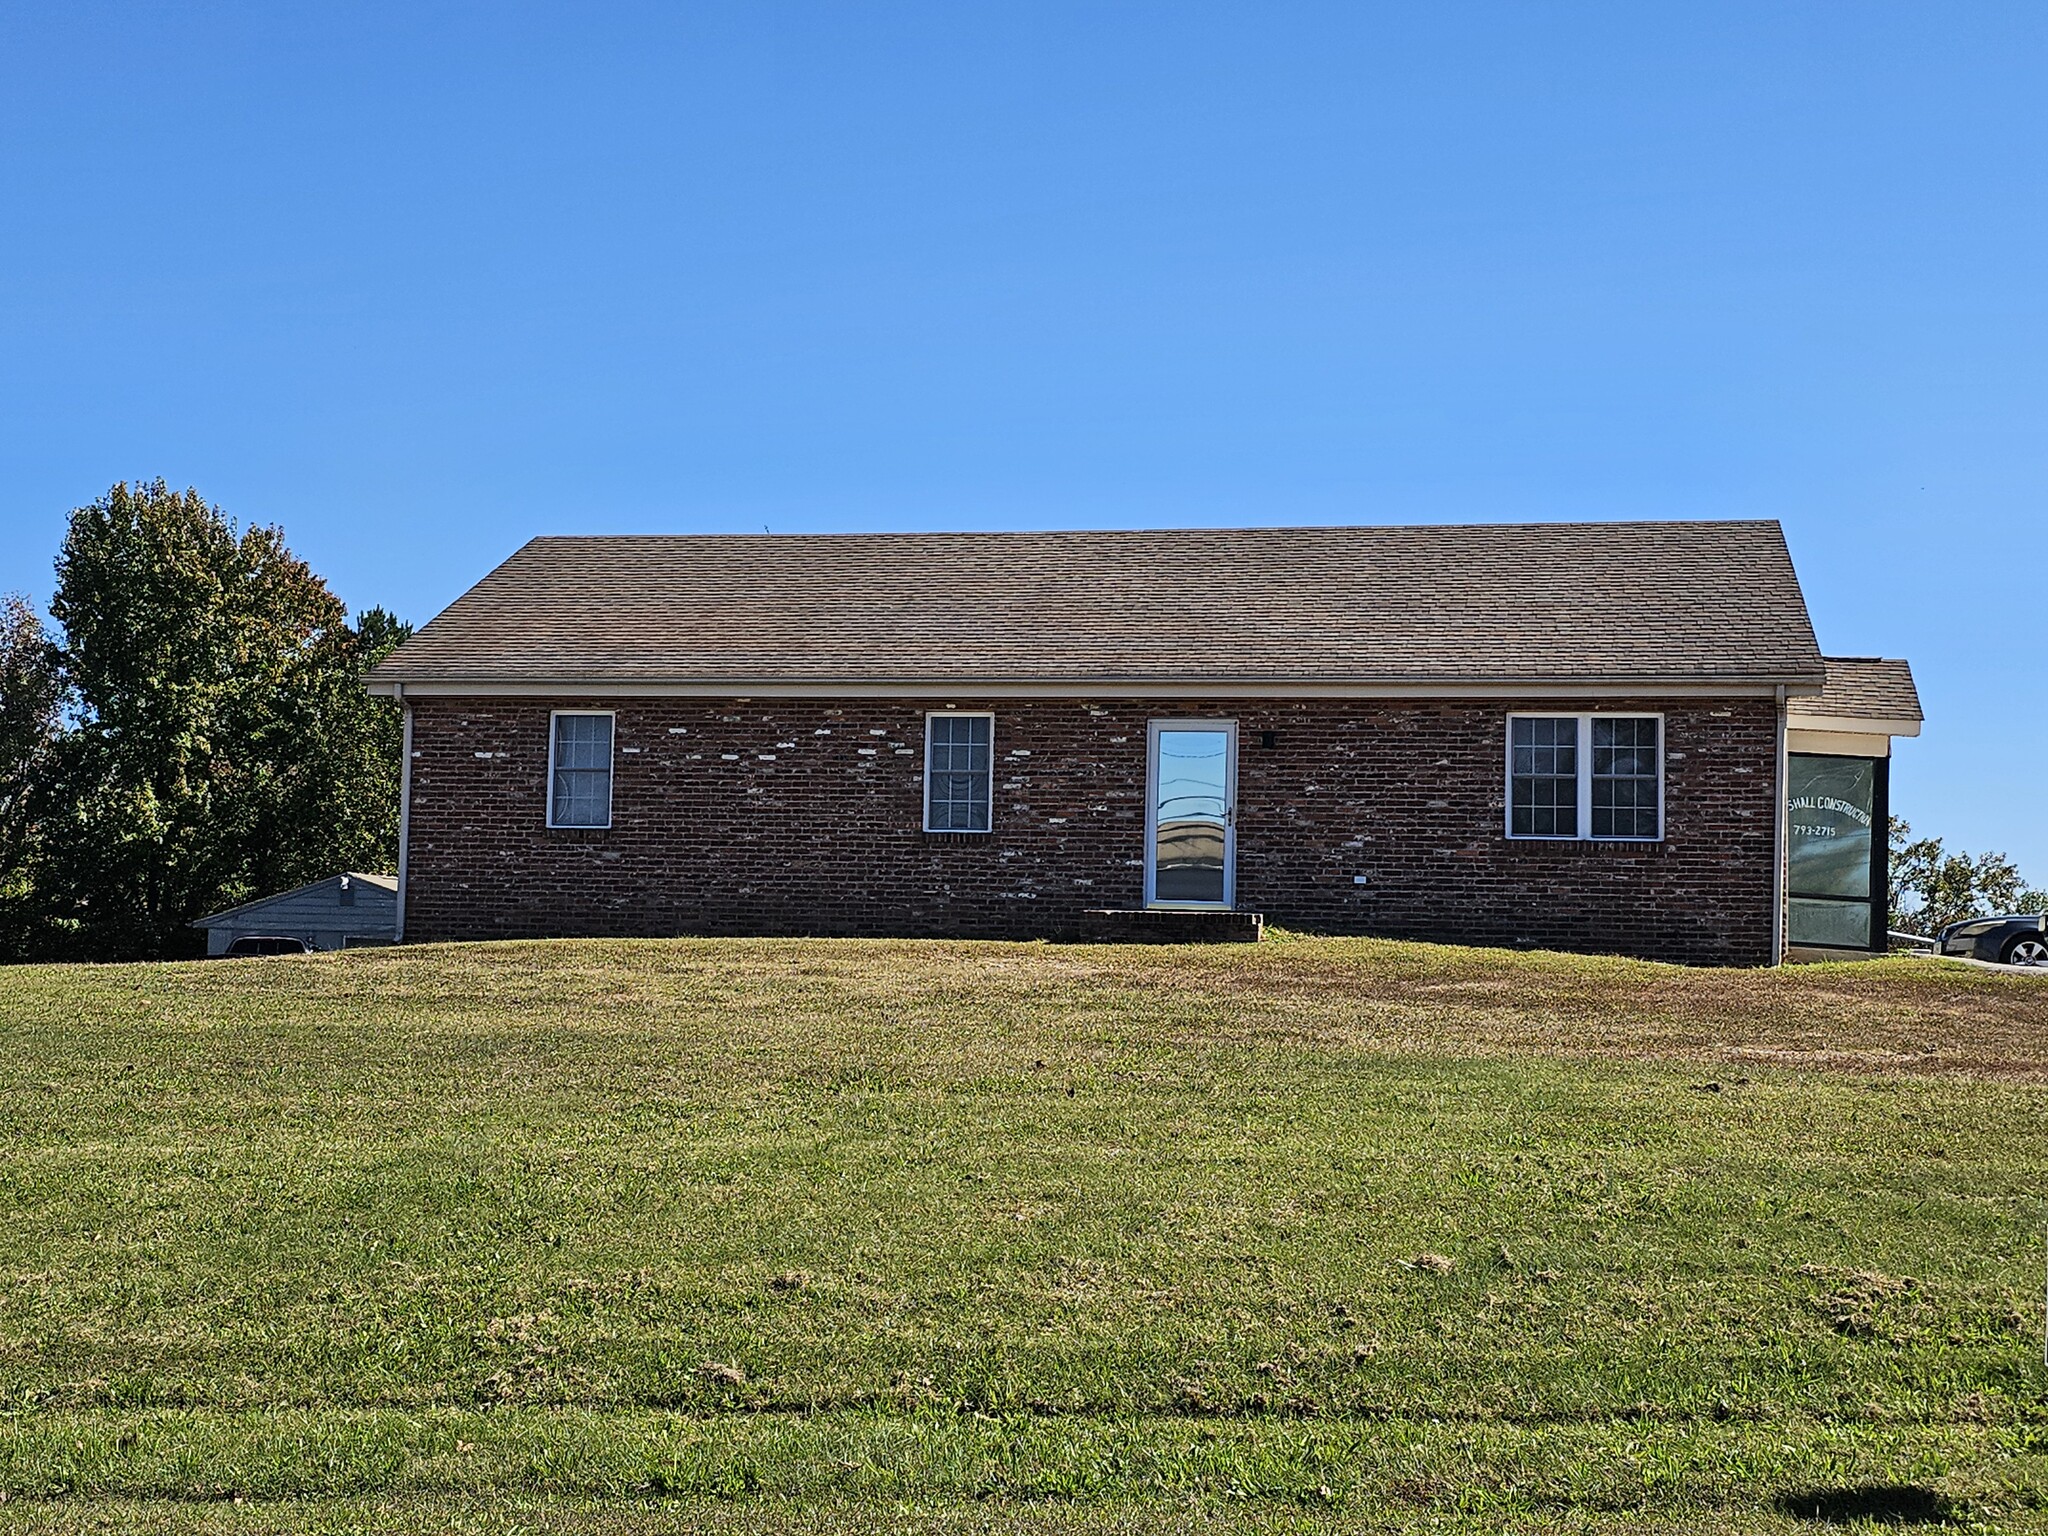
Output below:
[1785,711,1923,738]
[367,673,1828,701]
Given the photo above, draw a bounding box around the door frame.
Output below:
[1144,718,1238,910]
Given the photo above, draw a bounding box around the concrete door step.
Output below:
[1079,909,1265,943]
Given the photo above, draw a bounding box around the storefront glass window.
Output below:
[1787,754,1879,950]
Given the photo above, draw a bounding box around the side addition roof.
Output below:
[1788,656,1923,735]
[367,520,1828,697]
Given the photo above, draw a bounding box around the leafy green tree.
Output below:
[1889,817,2046,934]
[28,481,408,960]
[0,595,65,952]
[248,604,412,902]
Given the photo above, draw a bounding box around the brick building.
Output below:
[367,522,1920,965]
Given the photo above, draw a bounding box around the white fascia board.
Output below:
[1784,712,1921,739]
[366,675,1818,701]
[1788,727,1899,758]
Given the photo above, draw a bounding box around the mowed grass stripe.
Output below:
[1,936,2045,1523]
[0,1408,2025,1511]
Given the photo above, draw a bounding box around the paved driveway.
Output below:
[1944,956,2048,978]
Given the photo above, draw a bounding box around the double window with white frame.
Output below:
[1506,713,1662,841]
[924,711,994,832]
[548,710,615,829]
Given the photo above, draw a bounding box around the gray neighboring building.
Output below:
[192,873,398,955]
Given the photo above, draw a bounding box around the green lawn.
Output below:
[1,935,2045,1532]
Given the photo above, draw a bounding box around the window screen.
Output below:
[1509,716,1579,837]
[1591,717,1661,839]
[549,713,614,828]
[925,714,993,832]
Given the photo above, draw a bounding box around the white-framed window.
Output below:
[923,711,994,832]
[1506,713,1663,842]
[548,710,615,829]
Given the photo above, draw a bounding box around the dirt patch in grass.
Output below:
[655,935,2048,1081]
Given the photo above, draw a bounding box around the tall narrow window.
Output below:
[1507,714,1663,842]
[924,712,993,832]
[549,712,614,828]
[1509,716,1579,837]
[1591,717,1661,839]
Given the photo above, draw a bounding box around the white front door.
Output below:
[1145,721,1236,909]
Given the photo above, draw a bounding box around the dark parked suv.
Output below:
[1936,915,2048,967]
[221,935,314,957]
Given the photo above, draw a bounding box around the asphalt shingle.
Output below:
[370,521,1827,688]
[1792,657,1923,722]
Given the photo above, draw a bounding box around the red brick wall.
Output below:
[402,695,1781,965]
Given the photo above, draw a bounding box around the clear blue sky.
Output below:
[3,3,2043,874]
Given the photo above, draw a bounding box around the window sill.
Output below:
[1505,836,1666,852]
[922,830,991,844]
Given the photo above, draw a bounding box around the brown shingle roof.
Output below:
[1791,657,1923,723]
[369,520,1826,690]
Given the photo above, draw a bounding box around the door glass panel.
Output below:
[1154,728,1229,904]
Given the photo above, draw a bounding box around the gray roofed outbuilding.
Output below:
[192,873,398,956]
[367,520,1827,694]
